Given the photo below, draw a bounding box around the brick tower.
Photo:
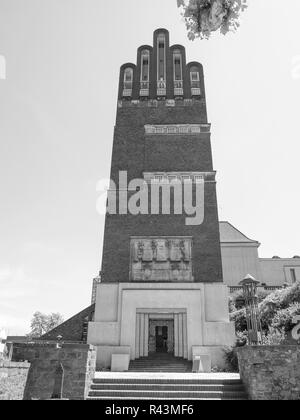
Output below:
[88,29,235,370]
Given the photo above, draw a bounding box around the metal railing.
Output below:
[229,285,283,294]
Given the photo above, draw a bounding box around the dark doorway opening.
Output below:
[155,326,168,353]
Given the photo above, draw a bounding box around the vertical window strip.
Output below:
[141,50,150,82]
[173,51,183,83]
[157,34,166,85]
[123,68,133,96]
[190,66,201,96]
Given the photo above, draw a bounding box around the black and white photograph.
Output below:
[0,0,300,404]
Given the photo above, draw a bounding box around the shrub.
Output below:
[230,308,247,332]
[259,283,300,330]
[224,347,239,373]
[262,328,286,346]
[271,303,300,333]
[230,283,300,344]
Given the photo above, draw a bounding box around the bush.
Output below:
[270,303,300,333]
[230,283,300,344]
[230,308,247,332]
[224,347,239,373]
[224,333,247,373]
[262,328,286,346]
[259,283,300,330]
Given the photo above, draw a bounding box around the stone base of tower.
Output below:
[87,283,235,371]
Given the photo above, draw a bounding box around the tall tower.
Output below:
[88,29,235,370]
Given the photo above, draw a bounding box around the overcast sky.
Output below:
[0,0,300,334]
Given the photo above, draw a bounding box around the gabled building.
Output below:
[220,221,300,291]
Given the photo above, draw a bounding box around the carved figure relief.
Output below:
[130,237,193,282]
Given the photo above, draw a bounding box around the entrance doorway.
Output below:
[135,311,188,360]
[155,326,168,353]
[149,320,174,355]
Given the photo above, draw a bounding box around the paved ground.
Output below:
[95,372,241,380]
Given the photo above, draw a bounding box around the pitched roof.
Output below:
[219,221,260,245]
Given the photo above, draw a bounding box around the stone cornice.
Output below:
[118,98,206,109]
[143,171,216,183]
[145,124,211,135]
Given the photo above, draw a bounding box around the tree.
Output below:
[29,312,64,338]
[177,0,248,40]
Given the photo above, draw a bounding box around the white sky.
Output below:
[0,0,300,334]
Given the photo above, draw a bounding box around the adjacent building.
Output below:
[220,221,300,291]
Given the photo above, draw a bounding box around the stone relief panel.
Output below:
[130,237,193,282]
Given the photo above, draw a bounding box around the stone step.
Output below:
[91,383,245,392]
[87,397,247,401]
[88,390,248,399]
[93,378,243,385]
[129,368,191,370]
[88,373,248,400]
[129,356,192,373]
[130,362,191,365]
[129,365,191,368]
[128,370,191,372]
[129,366,191,369]
[130,361,190,364]
[129,368,190,370]
[130,362,190,365]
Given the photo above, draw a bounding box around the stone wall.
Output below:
[0,362,30,400]
[237,346,300,400]
[21,343,96,400]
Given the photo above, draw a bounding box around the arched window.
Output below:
[123,67,133,97]
[140,50,150,96]
[190,66,201,96]
[173,50,183,96]
[157,34,166,96]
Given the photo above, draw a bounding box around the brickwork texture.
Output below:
[0,362,30,400]
[237,346,300,400]
[21,343,96,400]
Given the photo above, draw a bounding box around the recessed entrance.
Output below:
[135,310,187,360]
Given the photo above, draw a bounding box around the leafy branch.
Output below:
[177,0,248,40]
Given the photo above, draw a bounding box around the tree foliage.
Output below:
[28,312,64,338]
[177,0,248,40]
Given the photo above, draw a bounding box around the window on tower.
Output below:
[173,50,183,96]
[157,34,166,96]
[140,50,150,97]
[123,67,133,97]
[190,66,201,96]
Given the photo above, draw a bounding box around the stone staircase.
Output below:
[129,354,192,373]
[87,376,248,400]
